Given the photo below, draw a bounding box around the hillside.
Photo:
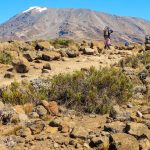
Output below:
[0,39,150,149]
[0,7,150,42]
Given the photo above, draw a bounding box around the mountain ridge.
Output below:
[0,7,150,43]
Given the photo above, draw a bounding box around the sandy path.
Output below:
[0,49,134,87]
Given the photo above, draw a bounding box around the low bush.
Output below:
[0,51,12,64]
[2,80,48,105]
[48,67,133,114]
[140,51,150,66]
[50,38,76,48]
[1,67,133,114]
[119,55,140,69]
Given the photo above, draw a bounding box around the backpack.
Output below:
[104,29,109,36]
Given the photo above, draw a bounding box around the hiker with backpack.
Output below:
[103,26,113,49]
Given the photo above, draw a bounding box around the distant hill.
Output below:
[0,7,150,43]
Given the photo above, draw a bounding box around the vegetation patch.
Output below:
[0,51,12,64]
[1,67,133,114]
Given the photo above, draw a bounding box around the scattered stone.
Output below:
[53,142,59,148]
[140,106,150,114]
[66,49,79,58]
[35,105,47,117]
[104,121,126,133]
[90,136,109,149]
[28,112,39,119]
[143,114,150,120]
[27,120,45,135]
[42,63,51,70]
[12,58,29,73]
[4,72,14,79]
[136,111,143,118]
[48,101,59,116]
[127,103,133,108]
[126,122,149,137]
[83,48,95,55]
[109,133,139,150]
[70,127,88,139]
[7,67,14,72]
[42,69,49,73]
[42,51,61,61]
[16,128,31,137]
[139,138,150,150]
[49,118,62,128]
[109,105,131,121]
[36,41,53,50]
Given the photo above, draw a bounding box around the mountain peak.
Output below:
[23,6,48,13]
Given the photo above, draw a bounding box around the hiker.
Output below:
[103,26,113,49]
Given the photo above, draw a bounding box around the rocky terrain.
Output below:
[0,7,150,43]
[0,38,150,149]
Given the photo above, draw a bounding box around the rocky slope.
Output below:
[0,99,150,150]
[0,7,150,43]
[0,38,150,149]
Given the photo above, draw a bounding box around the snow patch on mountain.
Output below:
[23,6,47,13]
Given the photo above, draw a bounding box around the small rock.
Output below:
[4,72,14,79]
[43,63,51,70]
[139,138,150,150]
[27,120,45,135]
[127,103,133,108]
[104,121,126,133]
[35,105,47,117]
[126,122,149,137]
[70,126,88,139]
[28,112,39,119]
[136,111,143,118]
[48,101,59,116]
[54,142,59,148]
[109,133,139,150]
[16,128,31,137]
[42,69,49,73]
[110,105,131,121]
[83,48,95,55]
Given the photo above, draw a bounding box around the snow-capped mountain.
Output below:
[0,7,150,42]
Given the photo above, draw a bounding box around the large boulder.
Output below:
[23,51,37,62]
[66,49,79,58]
[36,41,54,50]
[90,135,109,150]
[109,105,131,121]
[35,105,48,117]
[42,63,51,70]
[27,120,45,135]
[12,57,30,73]
[126,122,149,137]
[104,121,126,133]
[83,48,95,55]
[70,126,89,139]
[109,133,139,150]
[42,51,61,61]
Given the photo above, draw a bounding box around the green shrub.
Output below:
[0,51,12,64]
[50,38,75,48]
[1,67,133,114]
[140,51,150,66]
[119,56,139,69]
[2,81,48,105]
[48,67,133,114]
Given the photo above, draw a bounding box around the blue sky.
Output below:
[0,0,150,24]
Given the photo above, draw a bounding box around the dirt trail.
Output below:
[0,49,134,87]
